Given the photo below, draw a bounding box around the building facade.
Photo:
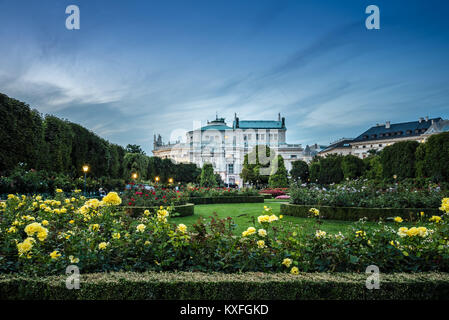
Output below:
[319,117,445,159]
[153,114,319,185]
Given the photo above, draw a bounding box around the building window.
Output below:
[227,164,234,174]
[248,134,252,140]
[260,134,265,140]
[290,155,297,159]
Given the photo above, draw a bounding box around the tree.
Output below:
[416,132,449,182]
[123,153,149,180]
[341,155,365,179]
[290,160,309,182]
[0,93,44,173]
[380,141,419,180]
[268,155,289,188]
[42,116,74,173]
[126,144,145,155]
[309,155,343,184]
[200,163,217,187]
[309,161,321,183]
[240,145,275,187]
[363,154,382,180]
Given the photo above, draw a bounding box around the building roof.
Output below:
[233,120,284,129]
[200,124,233,131]
[320,139,353,154]
[353,118,441,143]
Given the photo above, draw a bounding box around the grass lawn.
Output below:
[172,200,417,235]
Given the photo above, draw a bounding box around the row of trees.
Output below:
[0,93,205,193]
[289,132,449,185]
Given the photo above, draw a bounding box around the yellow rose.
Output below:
[282,258,292,268]
[136,224,146,233]
[102,192,122,206]
[112,232,121,240]
[177,224,187,233]
[98,242,109,250]
[393,217,403,223]
[290,267,299,275]
[257,240,266,248]
[69,255,80,263]
[50,250,61,259]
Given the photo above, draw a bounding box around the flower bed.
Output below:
[2,271,449,300]
[123,183,188,207]
[183,187,259,198]
[123,203,194,217]
[259,188,288,198]
[289,180,447,209]
[281,203,441,221]
[188,196,264,205]
[2,192,449,275]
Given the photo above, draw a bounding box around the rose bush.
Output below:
[122,183,188,207]
[1,190,449,276]
[290,180,447,208]
[183,186,258,198]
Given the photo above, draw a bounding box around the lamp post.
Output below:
[155,176,160,185]
[82,165,89,197]
[168,178,173,184]
[132,172,138,180]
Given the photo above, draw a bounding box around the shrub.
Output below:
[281,203,441,221]
[380,141,419,180]
[416,132,449,182]
[200,163,217,187]
[289,180,447,209]
[310,155,344,184]
[341,155,365,180]
[268,155,289,188]
[2,272,449,300]
[188,196,264,205]
[290,160,309,182]
[122,183,188,207]
[259,188,287,197]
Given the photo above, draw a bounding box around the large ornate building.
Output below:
[153,114,320,185]
[319,117,448,159]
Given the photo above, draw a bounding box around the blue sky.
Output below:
[0,0,448,154]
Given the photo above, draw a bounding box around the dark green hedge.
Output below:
[122,203,194,217]
[1,272,449,300]
[189,196,264,205]
[281,203,441,221]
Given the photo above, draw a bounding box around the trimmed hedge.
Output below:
[1,272,449,300]
[188,196,264,205]
[122,203,194,217]
[281,203,441,221]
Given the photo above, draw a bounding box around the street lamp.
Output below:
[82,165,89,197]
[132,172,138,180]
[155,176,160,184]
[168,178,174,184]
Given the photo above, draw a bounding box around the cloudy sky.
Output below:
[0,0,448,154]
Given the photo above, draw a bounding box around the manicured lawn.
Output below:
[172,200,414,235]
